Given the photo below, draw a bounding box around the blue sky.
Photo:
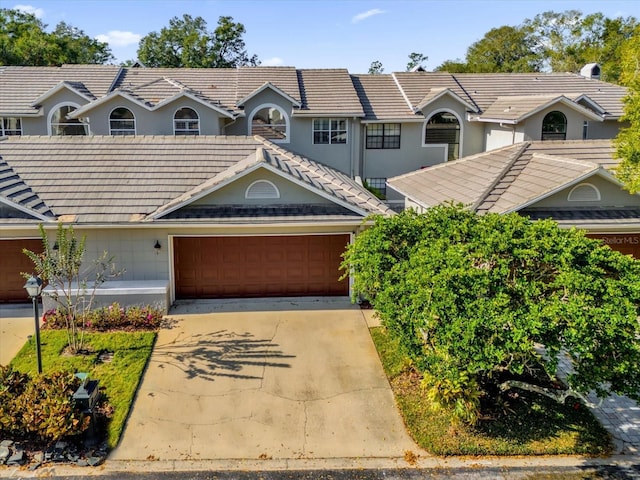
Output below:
[11,0,640,73]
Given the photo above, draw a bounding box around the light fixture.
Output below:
[52,241,59,251]
[154,240,161,251]
[23,275,43,374]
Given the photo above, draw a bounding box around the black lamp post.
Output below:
[24,275,43,374]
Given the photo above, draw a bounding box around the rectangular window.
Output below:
[366,123,400,149]
[365,178,387,197]
[313,119,347,144]
[1,118,22,136]
[582,121,588,140]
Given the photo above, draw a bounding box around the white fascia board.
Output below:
[361,118,424,123]
[152,163,267,219]
[0,197,54,222]
[153,161,371,220]
[417,89,477,113]
[67,91,145,117]
[385,183,431,210]
[504,168,602,213]
[470,117,518,124]
[574,94,606,114]
[236,83,301,108]
[517,96,604,123]
[152,92,236,119]
[292,112,366,118]
[30,82,95,106]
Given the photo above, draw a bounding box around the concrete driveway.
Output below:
[0,306,34,365]
[110,297,418,461]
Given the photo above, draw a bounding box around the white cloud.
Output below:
[352,8,384,23]
[261,56,284,66]
[95,30,142,47]
[13,4,44,18]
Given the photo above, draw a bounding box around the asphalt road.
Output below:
[2,466,639,480]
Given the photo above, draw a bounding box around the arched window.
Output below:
[424,111,461,161]
[245,180,280,199]
[568,183,601,202]
[109,107,135,135]
[249,104,288,142]
[542,111,567,141]
[174,107,200,135]
[49,104,88,136]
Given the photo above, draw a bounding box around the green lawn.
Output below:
[10,330,156,448]
[370,326,613,456]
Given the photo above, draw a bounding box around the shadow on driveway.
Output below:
[152,329,294,381]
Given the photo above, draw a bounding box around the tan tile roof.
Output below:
[351,74,416,120]
[0,135,388,224]
[114,68,239,113]
[391,72,475,111]
[388,140,617,214]
[295,69,364,116]
[452,73,626,119]
[0,65,122,115]
[235,66,301,105]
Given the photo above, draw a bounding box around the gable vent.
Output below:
[245,180,280,199]
[568,183,601,202]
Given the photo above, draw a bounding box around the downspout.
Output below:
[350,116,357,178]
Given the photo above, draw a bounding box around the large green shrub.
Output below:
[0,365,89,442]
[343,205,640,423]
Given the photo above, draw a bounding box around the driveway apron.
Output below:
[110,298,418,461]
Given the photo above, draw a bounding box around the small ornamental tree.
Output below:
[23,223,122,354]
[342,205,640,423]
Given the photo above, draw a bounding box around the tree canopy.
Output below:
[435,10,637,83]
[137,14,259,68]
[0,8,113,65]
[342,205,640,423]
[614,25,640,192]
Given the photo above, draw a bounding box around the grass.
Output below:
[10,330,156,448]
[370,326,613,456]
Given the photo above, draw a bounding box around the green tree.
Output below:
[137,14,258,68]
[368,60,384,74]
[614,26,640,191]
[0,8,112,65]
[525,10,637,80]
[406,52,427,71]
[342,206,640,423]
[23,224,122,354]
[433,59,469,73]
[464,25,542,73]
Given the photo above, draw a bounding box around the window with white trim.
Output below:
[0,118,22,136]
[245,180,280,199]
[313,119,347,144]
[542,111,567,141]
[49,104,88,136]
[109,107,136,135]
[366,123,400,149]
[568,183,601,202]
[174,107,200,135]
[365,178,387,197]
[424,111,460,161]
[250,105,288,142]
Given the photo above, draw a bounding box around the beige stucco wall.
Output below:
[528,174,640,208]
[588,119,625,140]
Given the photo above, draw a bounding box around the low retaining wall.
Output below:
[42,280,171,314]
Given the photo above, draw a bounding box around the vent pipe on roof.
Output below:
[580,63,601,80]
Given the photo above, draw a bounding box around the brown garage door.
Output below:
[174,235,349,299]
[0,239,42,304]
[586,233,640,258]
